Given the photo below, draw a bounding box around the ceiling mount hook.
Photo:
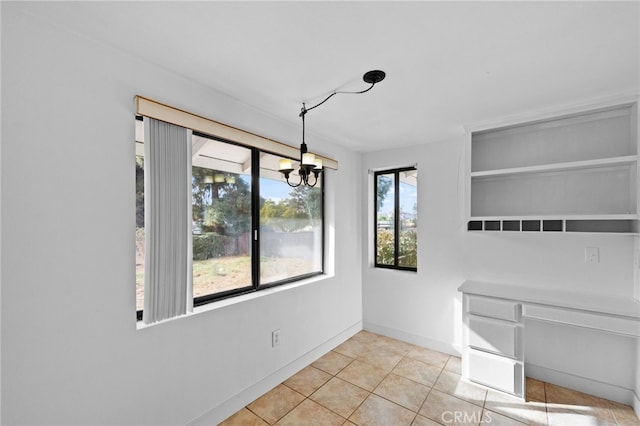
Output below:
[363,70,386,85]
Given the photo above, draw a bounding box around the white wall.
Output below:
[362,137,637,402]
[636,339,640,412]
[1,4,362,425]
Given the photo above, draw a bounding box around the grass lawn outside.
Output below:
[136,256,316,311]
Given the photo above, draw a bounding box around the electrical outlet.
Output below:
[272,329,281,347]
[585,247,599,264]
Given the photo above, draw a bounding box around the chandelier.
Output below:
[278,70,386,187]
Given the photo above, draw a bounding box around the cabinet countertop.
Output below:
[459,280,640,320]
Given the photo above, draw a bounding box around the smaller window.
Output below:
[374,167,417,271]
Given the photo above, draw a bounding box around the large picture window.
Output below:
[135,117,324,321]
[259,152,323,286]
[374,167,417,271]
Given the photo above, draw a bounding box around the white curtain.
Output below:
[143,118,192,324]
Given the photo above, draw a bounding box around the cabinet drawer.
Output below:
[467,295,520,322]
[468,316,518,357]
[467,349,522,396]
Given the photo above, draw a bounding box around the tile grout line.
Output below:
[372,349,436,423]
[305,370,350,422]
[414,353,445,424]
[245,405,271,425]
[368,350,419,425]
[344,360,396,425]
[311,347,396,424]
[343,347,396,424]
[282,350,358,423]
[270,383,306,425]
[337,342,417,424]
[543,381,549,426]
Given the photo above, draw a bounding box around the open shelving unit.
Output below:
[466,100,639,234]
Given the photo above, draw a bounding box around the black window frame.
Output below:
[136,124,325,320]
[373,166,417,272]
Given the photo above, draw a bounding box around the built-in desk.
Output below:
[459,280,640,399]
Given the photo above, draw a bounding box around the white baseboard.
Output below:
[633,390,640,419]
[363,321,462,357]
[187,321,362,426]
[526,363,635,406]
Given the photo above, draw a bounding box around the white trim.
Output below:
[635,236,640,302]
[186,321,362,425]
[526,363,636,406]
[363,321,462,357]
[633,390,640,420]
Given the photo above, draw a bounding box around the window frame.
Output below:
[136,125,325,320]
[373,166,417,272]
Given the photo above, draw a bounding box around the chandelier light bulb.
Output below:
[302,153,316,165]
[279,158,293,171]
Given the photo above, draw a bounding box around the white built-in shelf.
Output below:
[467,101,639,234]
[470,155,638,179]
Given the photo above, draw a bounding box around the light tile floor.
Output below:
[220,331,640,425]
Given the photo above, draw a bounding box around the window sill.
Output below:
[369,265,418,273]
[136,273,331,330]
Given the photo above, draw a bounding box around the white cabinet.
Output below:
[466,101,639,234]
[462,294,525,398]
[459,280,640,401]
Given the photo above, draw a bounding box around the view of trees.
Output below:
[376,173,393,212]
[190,167,251,261]
[191,167,321,259]
[376,173,417,268]
[135,156,145,228]
[260,185,321,232]
[136,159,322,265]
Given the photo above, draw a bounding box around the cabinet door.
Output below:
[468,315,519,357]
[467,295,520,322]
[467,348,523,397]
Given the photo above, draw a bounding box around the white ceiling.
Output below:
[16,1,640,152]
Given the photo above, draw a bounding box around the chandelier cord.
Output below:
[301,105,306,144]
[300,82,377,117]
